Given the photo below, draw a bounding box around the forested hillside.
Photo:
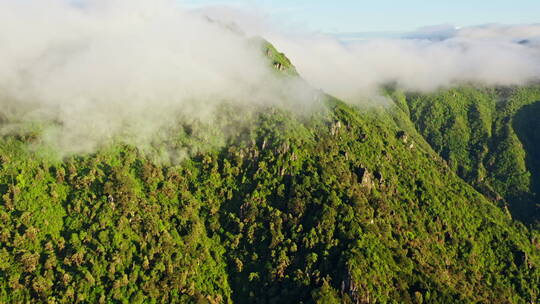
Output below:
[399,86,540,224]
[1,44,540,303]
[0,95,539,303]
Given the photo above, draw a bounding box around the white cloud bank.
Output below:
[202,7,540,100]
[0,0,539,154]
[0,0,316,154]
[277,28,540,98]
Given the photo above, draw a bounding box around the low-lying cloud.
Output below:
[277,28,540,98]
[0,0,317,155]
[203,8,540,100]
[1,0,540,155]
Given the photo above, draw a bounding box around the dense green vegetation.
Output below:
[1,44,540,303]
[401,86,540,224]
[513,101,540,216]
[1,95,540,303]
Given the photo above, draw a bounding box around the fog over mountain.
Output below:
[2,1,540,303]
[0,0,539,154]
[201,6,540,100]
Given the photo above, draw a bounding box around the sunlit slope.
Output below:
[0,96,539,302]
[0,43,539,303]
[399,85,540,224]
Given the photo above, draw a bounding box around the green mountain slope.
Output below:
[1,45,540,303]
[399,86,540,224]
[0,98,539,303]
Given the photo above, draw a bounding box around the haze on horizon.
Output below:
[181,0,540,33]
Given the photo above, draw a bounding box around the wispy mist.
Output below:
[0,0,317,155]
[1,1,540,155]
[277,27,540,99]
[200,7,540,100]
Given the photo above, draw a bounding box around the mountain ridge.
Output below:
[0,41,539,303]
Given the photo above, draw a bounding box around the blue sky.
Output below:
[181,0,540,33]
